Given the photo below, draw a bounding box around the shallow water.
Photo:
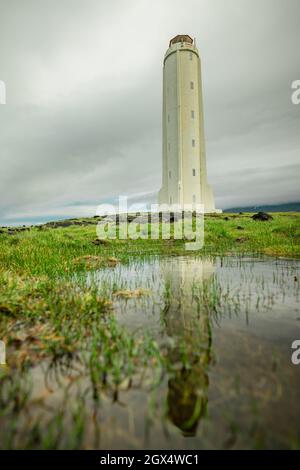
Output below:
[5,255,300,449]
[85,256,300,449]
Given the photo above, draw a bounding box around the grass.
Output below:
[0,212,299,448]
[0,212,299,278]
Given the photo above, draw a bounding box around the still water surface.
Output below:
[30,256,300,449]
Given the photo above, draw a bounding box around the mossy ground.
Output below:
[0,212,299,448]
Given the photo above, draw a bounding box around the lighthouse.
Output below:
[158,35,220,213]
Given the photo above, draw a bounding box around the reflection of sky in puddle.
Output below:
[87,256,300,342]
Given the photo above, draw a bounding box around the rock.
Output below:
[0,304,15,315]
[92,238,110,246]
[236,226,244,230]
[46,220,74,228]
[236,237,248,243]
[224,216,229,221]
[251,212,273,221]
[127,214,137,223]
[158,212,184,223]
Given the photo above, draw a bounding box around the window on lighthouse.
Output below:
[192,169,196,176]
[192,139,195,147]
[191,110,195,119]
[189,52,193,60]
[190,81,194,90]
[192,195,196,203]
[169,171,171,179]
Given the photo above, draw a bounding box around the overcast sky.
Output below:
[0,0,299,224]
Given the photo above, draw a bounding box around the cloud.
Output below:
[0,0,299,224]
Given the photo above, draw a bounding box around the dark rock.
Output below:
[159,211,185,223]
[224,216,229,221]
[126,214,150,223]
[92,238,110,246]
[9,338,23,348]
[236,226,244,230]
[46,220,74,228]
[252,212,273,221]
[0,304,14,315]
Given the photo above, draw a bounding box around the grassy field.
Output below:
[0,212,299,448]
[0,212,299,277]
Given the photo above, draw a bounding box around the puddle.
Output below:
[2,256,300,449]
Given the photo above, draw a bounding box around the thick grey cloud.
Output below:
[0,0,299,224]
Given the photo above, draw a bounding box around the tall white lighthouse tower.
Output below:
[158,35,219,213]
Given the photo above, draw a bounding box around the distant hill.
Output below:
[224,202,300,213]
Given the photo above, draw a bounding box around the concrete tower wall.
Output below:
[159,36,219,213]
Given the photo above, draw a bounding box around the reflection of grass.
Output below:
[0,212,299,448]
